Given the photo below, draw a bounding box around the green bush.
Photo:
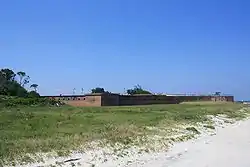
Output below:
[0,96,63,107]
[28,91,40,98]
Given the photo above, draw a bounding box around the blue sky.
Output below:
[0,0,249,100]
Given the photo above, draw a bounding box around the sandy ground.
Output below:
[13,116,250,167]
[127,119,250,167]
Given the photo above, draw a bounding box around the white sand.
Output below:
[127,119,250,167]
[13,116,250,167]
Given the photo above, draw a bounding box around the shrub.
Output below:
[28,91,40,98]
[0,96,63,107]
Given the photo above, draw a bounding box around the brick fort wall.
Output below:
[43,93,234,107]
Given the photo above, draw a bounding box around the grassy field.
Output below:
[0,102,248,163]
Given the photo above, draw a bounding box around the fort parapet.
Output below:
[42,93,234,107]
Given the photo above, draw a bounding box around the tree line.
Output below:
[0,68,152,98]
[91,84,151,95]
[0,68,39,98]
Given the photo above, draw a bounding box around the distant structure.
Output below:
[42,93,234,107]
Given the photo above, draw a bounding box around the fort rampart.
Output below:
[43,93,234,107]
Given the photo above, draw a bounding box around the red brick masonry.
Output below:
[42,93,234,107]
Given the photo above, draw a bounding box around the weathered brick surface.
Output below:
[44,94,234,107]
[119,95,178,106]
[64,95,101,106]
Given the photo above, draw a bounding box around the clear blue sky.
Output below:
[0,0,249,100]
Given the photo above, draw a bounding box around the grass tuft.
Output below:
[185,127,200,134]
[203,125,216,129]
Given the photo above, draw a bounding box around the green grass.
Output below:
[0,102,248,163]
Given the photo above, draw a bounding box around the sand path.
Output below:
[128,119,250,167]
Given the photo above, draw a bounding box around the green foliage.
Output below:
[0,68,36,97]
[0,68,16,81]
[0,68,61,110]
[91,87,105,93]
[8,81,28,97]
[17,71,30,86]
[0,96,59,107]
[0,79,28,97]
[28,91,40,98]
[127,85,152,95]
[30,84,38,92]
[215,92,221,96]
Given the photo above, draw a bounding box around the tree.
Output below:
[17,71,25,84]
[0,68,16,81]
[0,69,25,96]
[0,68,28,97]
[17,71,30,87]
[91,87,105,93]
[0,72,8,95]
[30,84,38,92]
[5,81,28,97]
[215,92,221,96]
[126,85,152,95]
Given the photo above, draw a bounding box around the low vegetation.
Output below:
[0,102,248,164]
[126,84,152,95]
[203,125,216,129]
[0,95,61,107]
[186,127,201,134]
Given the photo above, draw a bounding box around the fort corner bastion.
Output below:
[42,93,234,107]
